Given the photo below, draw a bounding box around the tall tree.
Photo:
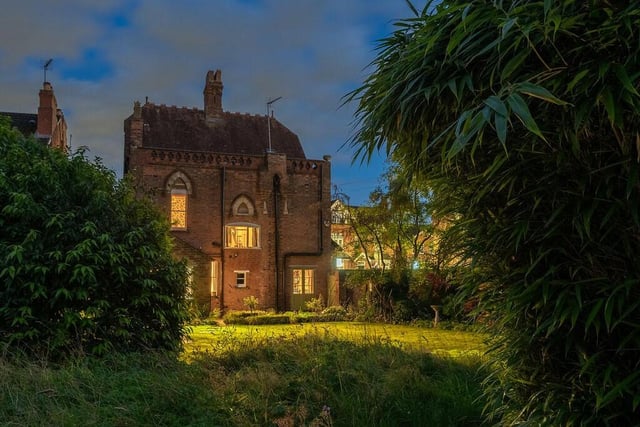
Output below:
[347,1,640,424]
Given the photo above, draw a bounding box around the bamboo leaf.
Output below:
[501,50,529,81]
[584,299,603,332]
[484,95,508,116]
[507,93,546,140]
[567,69,590,92]
[613,63,639,96]
[518,82,568,105]
[495,112,508,147]
[599,87,617,125]
[597,371,640,410]
[501,18,516,40]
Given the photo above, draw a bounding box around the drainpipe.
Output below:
[219,166,226,311]
[273,174,281,311]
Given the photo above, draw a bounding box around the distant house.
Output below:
[1,81,68,151]
[330,198,391,271]
[123,70,334,312]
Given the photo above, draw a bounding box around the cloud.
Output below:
[0,0,411,205]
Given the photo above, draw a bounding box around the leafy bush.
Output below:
[303,295,325,313]
[321,305,347,317]
[242,314,291,325]
[222,310,268,324]
[222,309,347,325]
[0,119,190,358]
[242,295,259,313]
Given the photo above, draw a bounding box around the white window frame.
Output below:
[234,270,249,288]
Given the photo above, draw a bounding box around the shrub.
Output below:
[322,305,347,317]
[303,295,325,313]
[243,315,291,325]
[223,310,268,324]
[0,119,190,358]
[242,296,259,313]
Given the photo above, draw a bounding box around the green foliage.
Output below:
[303,294,325,313]
[348,1,640,424]
[0,120,190,358]
[222,309,348,325]
[242,295,260,313]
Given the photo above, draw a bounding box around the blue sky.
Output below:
[1,0,413,205]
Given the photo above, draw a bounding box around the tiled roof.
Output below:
[137,102,306,159]
[0,112,37,135]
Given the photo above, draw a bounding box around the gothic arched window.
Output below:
[166,171,192,230]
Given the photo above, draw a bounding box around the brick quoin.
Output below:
[123,70,334,313]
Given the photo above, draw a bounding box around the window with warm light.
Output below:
[170,178,188,229]
[210,261,218,296]
[292,269,315,295]
[225,224,260,248]
[331,232,344,248]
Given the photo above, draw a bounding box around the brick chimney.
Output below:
[36,81,68,151]
[37,82,57,139]
[203,69,223,124]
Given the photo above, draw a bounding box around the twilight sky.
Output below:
[0,0,413,205]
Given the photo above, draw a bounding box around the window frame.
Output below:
[292,268,315,295]
[170,188,188,230]
[234,270,248,288]
[225,223,261,249]
[167,172,192,231]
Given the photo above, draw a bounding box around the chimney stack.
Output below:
[37,82,57,139]
[204,69,223,124]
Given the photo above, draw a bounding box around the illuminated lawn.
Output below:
[1,322,490,426]
[185,322,487,359]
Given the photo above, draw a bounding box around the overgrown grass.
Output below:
[1,323,488,426]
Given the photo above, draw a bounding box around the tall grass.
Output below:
[1,323,487,426]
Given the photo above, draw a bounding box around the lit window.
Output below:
[170,178,188,229]
[331,232,344,248]
[336,258,344,269]
[210,261,218,296]
[225,224,260,248]
[235,271,248,288]
[292,269,315,294]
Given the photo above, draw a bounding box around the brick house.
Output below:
[1,81,68,151]
[123,70,334,313]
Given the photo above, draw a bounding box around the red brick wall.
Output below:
[124,126,332,312]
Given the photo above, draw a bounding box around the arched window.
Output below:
[237,202,249,215]
[166,171,192,230]
[231,195,255,216]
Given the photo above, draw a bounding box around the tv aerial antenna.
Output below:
[266,96,282,153]
[43,58,53,83]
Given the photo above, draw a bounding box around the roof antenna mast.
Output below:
[266,96,282,153]
[43,58,53,83]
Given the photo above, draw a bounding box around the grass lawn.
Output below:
[185,322,487,359]
[1,322,490,426]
